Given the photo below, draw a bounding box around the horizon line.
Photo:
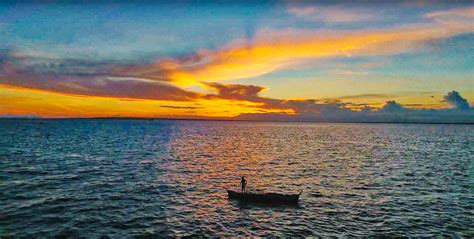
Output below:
[1,117,473,125]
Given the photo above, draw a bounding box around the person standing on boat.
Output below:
[240,176,247,193]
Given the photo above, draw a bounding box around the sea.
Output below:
[0,119,472,237]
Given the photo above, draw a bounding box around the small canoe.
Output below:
[227,189,301,205]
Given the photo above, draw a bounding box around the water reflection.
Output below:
[0,120,472,237]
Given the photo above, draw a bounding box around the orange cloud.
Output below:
[0,84,288,118]
[116,7,474,85]
[1,7,472,120]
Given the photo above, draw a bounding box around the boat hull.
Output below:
[227,189,300,205]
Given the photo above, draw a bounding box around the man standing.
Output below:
[240,176,247,193]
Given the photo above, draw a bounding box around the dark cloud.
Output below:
[236,97,473,123]
[443,90,470,110]
[1,50,472,123]
[206,82,473,123]
[379,100,406,113]
[403,103,424,107]
[0,49,115,77]
[206,83,267,102]
[1,71,201,102]
[0,49,203,101]
[8,76,201,101]
[206,82,344,114]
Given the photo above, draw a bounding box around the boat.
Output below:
[227,189,301,205]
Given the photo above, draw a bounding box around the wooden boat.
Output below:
[227,189,301,205]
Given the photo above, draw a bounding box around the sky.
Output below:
[0,0,473,122]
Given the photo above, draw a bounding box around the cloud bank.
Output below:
[443,91,471,110]
[234,95,473,123]
[0,5,473,122]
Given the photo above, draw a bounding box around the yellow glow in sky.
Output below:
[0,85,290,118]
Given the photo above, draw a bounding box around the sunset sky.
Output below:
[0,1,473,122]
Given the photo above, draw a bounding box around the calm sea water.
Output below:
[0,119,472,237]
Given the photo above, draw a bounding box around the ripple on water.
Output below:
[0,120,472,237]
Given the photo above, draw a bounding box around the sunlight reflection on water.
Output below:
[0,120,472,237]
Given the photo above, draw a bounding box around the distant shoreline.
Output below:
[1,117,473,125]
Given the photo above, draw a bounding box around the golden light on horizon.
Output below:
[0,85,291,118]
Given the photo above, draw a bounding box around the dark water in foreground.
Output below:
[0,119,473,237]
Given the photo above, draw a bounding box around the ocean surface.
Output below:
[0,119,472,237]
